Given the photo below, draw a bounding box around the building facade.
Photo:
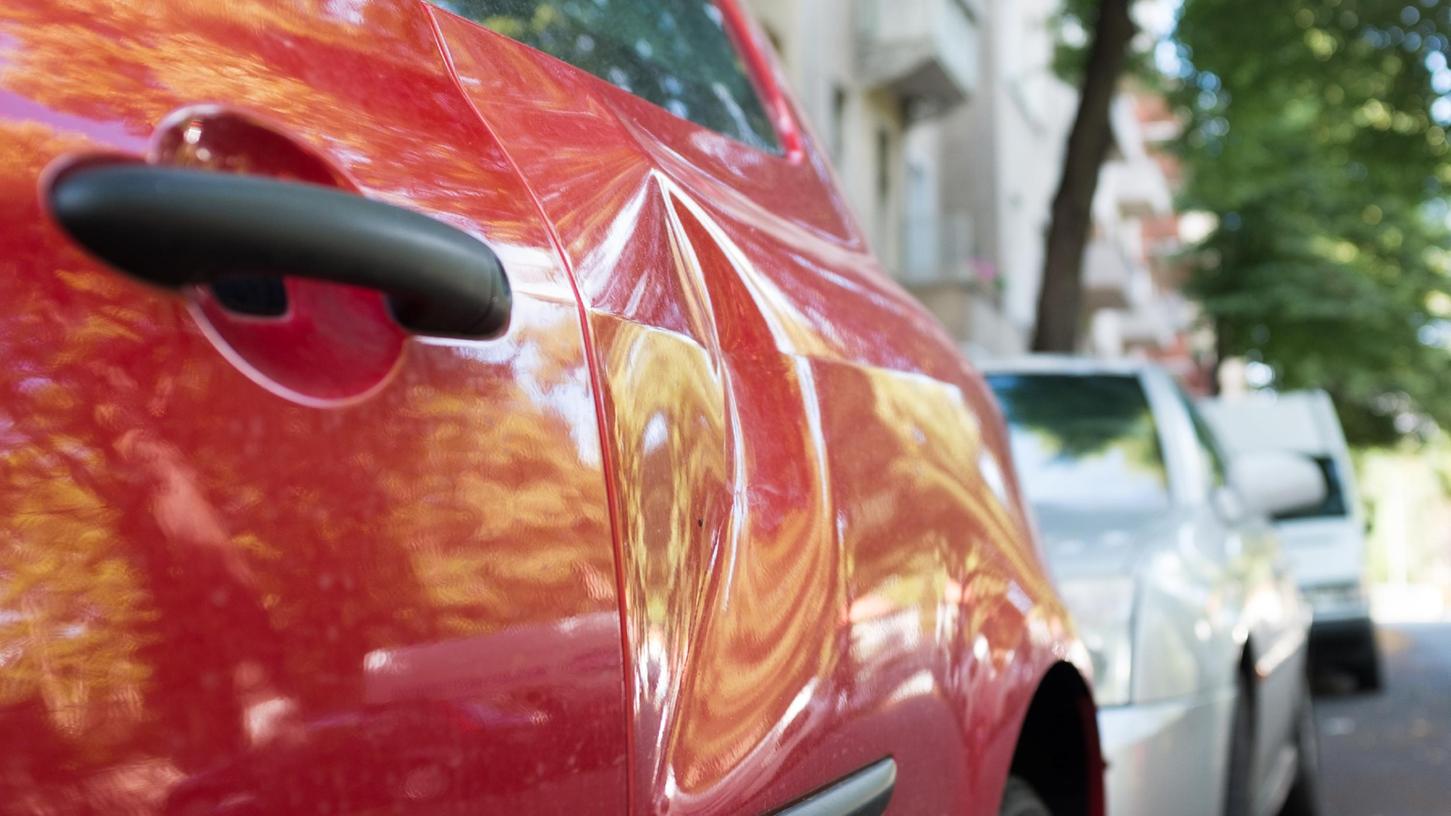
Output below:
[917,0,1074,356]
[747,0,982,280]
[748,0,1202,368]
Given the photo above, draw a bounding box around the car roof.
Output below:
[974,354,1157,378]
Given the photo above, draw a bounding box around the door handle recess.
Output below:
[48,164,511,339]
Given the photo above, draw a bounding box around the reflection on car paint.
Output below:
[0,1,625,812]
[434,8,1082,813]
[0,1,1096,814]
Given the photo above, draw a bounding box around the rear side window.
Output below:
[987,374,1171,516]
[433,0,782,153]
[1276,456,1349,521]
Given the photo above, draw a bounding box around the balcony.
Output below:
[855,0,981,114]
[1101,97,1174,218]
[1082,231,1152,312]
[1101,157,1174,219]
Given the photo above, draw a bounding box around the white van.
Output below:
[1202,390,1382,690]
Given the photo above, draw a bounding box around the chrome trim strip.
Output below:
[772,758,897,816]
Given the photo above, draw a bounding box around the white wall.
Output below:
[749,0,908,268]
[938,0,1074,354]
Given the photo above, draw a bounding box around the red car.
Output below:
[0,2,1103,814]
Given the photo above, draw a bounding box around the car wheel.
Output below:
[1278,684,1324,816]
[999,776,1053,816]
[1223,674,1255,816]
[1353,647,1383,693]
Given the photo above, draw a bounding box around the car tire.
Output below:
[1278,683,1324,816]
[1223,674,1255,816]
[999,776,1053,816]
[1353,646,1383,693]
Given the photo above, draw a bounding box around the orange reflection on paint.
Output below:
[0,3,627,810]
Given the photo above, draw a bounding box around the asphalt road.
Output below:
[1315,623,1451,816]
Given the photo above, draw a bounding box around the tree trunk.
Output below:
[1032,0,1138,352]
[1209,315,1230,395]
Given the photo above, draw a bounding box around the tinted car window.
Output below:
[433,0,782,152]
[1175,387,1227,491]
[1276,455,1349,521]
[988,374,1172,513]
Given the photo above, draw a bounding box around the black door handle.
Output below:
[48,164,511,339]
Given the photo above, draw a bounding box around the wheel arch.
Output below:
[1007,661,1105,816]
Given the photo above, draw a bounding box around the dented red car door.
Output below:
[0,1,1099,815]
[429,2,1094,814]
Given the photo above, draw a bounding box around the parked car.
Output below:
[0,1,1101,814]
[1202,389,1382,691]
[984,358,1325,816]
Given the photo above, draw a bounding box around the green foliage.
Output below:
[1169,0,1451,444]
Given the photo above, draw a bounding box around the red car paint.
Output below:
[0,2,1100,814]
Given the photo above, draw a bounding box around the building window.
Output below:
[874,125,895,259]
[876,126,891,203]
[830,85,847,166]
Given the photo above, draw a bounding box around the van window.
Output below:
[1276,456,1349,520]
[987,374,1172,515]
[432,0,782,153]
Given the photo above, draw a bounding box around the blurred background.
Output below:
[744,0,1451,811]
[743,0,1451,619]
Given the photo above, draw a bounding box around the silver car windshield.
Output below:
[987,373,1171,514]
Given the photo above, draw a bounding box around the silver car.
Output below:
[984,358,1325,816]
